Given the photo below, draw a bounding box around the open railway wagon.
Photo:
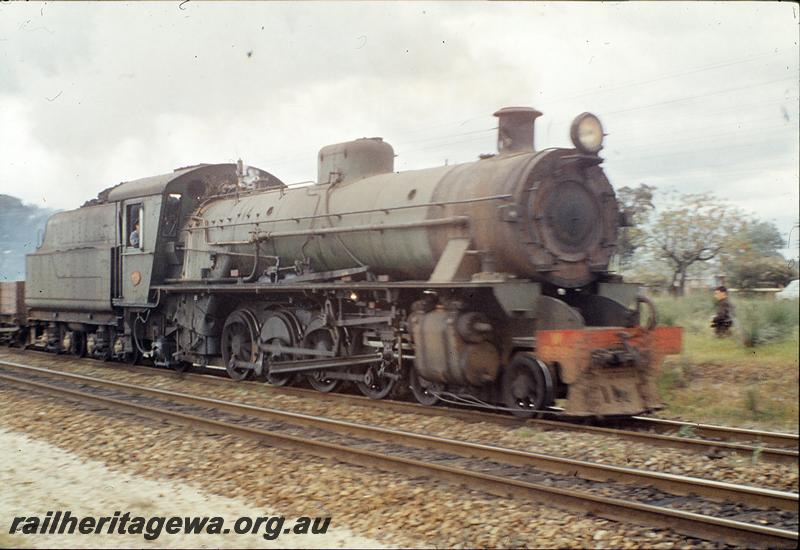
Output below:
[21,106,682,417]
[0,281,26,345]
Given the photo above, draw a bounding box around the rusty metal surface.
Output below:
[17,106,676,420]
[0,361,796,547]
[409,304,501,386]
[523,151,619,287]
[536,327,683,416]
[0,281,25,319]
[493,106,542,154]
[185,109,619,287]
[427,148,619,287]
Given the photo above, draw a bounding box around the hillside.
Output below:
[0,195,55,281]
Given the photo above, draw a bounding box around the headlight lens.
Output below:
[570,113,604,154]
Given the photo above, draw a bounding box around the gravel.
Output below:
[5,363,794,532]
[0,381,725,549]
[3,348,794,494]
[0,427,384,549]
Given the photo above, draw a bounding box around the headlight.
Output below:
[570,112,604,154]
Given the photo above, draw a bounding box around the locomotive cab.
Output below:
[117,188,192,299]
[108,163,285,306]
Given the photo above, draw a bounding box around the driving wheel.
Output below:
[260,311,301,386]
[356,361,397,400]
[221,309,260,381]
[409,368,439,406]
[303,327,340,393]
[501,354,553,418]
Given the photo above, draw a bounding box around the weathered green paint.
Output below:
[26,203,117,313]
[121,195,162,304]
[185,146,618,288]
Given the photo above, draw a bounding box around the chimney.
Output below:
[493,106,542,154]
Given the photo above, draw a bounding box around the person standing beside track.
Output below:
[711,285,734,337]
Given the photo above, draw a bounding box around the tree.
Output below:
[731,220,784,255]
[727,256,797,288]
[723,220,797,288]
[648,193,743,295]
[616,183,656,268]
[625,257,672,289]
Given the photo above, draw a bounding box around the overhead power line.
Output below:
[604,77,797,116]
[250,54,796,175]
[386,49,795,137]
[608,96,796,132]
[611,123,794,155]
[544,51,786,104]
[607,133,796,168]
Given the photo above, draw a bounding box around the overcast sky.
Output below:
[1,1,798,252]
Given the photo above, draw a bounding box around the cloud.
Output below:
[0,0,796,245]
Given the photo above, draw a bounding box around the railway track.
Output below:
[3,348,799,463]
[0,358,797,547]
[256,383,800,460]
[623,415,799,449]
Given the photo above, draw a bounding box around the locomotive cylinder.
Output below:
[409,304,501,386]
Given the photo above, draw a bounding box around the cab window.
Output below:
[126,203,142,248]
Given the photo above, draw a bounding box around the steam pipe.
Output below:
[207,216,470,247]
[164,242,262,284]
[185,194,511,233]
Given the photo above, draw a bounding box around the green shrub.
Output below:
[738,304,762,347]
[652,295,715,333]
[658,307,677,327]
[677,425,697,438]
[678,356,693,383]
[763,299,799,328]
[651,294,798,348]
[657,365,684,396]
[744,386,760,418]
[737,300,796,347]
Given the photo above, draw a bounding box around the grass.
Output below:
[514,427,537,438]
[654,295,799,431]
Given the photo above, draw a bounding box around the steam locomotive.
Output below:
[5,106,682,417]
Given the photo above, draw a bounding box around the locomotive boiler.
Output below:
[19,106,682,417]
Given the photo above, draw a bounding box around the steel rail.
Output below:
[3,350,798,464]
[187,367,800,463]
[1,360,794,512]
[628,416,799,448]
[0,371,795,548]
